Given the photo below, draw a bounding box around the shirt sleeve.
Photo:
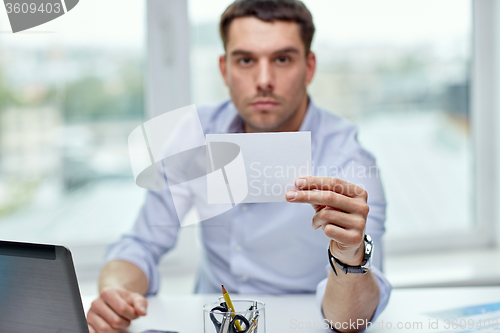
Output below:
[104,184,192,295]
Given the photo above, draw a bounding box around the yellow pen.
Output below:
[221,285,243,332]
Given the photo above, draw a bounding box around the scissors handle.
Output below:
[230,314,250,333]
[210,306,230,332]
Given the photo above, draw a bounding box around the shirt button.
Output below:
[235,245,242,252]
[240,274,248,282]
[240,204,248,212]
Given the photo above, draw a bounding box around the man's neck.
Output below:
[243,94,309,133]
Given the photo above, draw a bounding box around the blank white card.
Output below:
[206,131,311,204]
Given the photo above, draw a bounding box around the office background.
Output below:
[0,0,497,294]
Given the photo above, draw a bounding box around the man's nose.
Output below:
[256,60,274,92]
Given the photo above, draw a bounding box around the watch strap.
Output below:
[328,234,373,276]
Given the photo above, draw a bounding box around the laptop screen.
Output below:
[0,241,89,333]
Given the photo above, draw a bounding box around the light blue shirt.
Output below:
[105,98,392,323]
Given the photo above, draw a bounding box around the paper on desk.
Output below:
[206,131,311,204]
[428,301,500,332]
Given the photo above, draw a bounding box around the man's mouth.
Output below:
[251,100,279,111]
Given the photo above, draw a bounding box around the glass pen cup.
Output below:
[203,299,265,333]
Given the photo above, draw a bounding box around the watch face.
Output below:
[362,235,373,269]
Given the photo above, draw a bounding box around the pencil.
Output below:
[221,285,243,331]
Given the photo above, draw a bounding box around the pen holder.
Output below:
[203,299,265,333]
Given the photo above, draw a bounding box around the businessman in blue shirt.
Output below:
[87,1,392,332]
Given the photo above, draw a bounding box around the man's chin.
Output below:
[245,119,282,132]
[240,108,287,132]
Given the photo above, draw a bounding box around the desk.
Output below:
[83,287,500,332]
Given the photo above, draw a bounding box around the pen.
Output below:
[245,301,258,322]
[219,311,232,333]
[221,285,243,332]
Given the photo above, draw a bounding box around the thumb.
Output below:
[132,293,148,316]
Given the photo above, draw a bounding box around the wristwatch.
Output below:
[327,234,373,276]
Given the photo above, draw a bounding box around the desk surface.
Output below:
[83,287,500,332]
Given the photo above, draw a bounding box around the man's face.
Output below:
[219,17,316,132]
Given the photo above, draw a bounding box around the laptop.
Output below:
[0,240,89,333]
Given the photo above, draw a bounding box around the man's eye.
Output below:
[276,56,290,63]
[239,58,253,65]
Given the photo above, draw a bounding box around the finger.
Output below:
[131,293,148,316]
[322,224,364,248]
[295,176,367,199]
[286,189,360,213]
[100,289,136,321]
[87,311,118,333]
[312,208,363,230]
[116,288,135,305]
[90,298,131,330]
[88,324,96,333]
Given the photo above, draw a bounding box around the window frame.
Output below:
[147,0,191,120]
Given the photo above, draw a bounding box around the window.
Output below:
[0,0,146,247]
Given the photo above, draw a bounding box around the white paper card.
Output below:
[206,131,311,203]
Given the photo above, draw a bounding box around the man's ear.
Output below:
[219,55,229,86]
[305,51,316,86]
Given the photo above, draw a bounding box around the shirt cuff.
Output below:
[104,237,161,296]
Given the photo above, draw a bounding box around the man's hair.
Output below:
[219,0,315,55]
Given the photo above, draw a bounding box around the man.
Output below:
[87,1,391,332]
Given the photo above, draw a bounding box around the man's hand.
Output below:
[87,287,148,333]
[286,176,369,266]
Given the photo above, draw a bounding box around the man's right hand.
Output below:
[87,287,148,333]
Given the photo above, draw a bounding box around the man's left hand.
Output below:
[286,176,369,266]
